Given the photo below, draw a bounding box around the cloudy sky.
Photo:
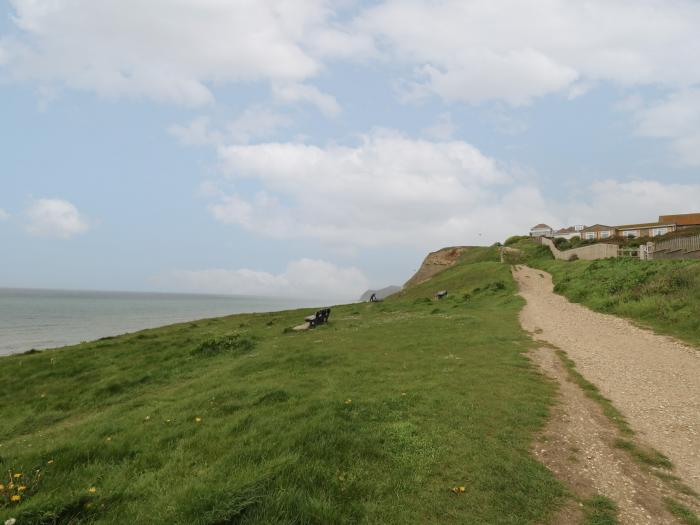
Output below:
[2,0,700,300]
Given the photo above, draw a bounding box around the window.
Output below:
[585,232,595,240]
[653,227,668,236]
[600,231,611,239]
[623,230,637,238]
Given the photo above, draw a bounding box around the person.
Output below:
[369,293,377,302]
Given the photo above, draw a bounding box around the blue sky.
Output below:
[1,0,700,300]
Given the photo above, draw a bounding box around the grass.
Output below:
[613,439,673,470]
[665,497,700,525]
[582,495,620,525]
[509,238,700,348]
[0,247,567,524]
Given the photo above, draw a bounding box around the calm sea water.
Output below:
[0,288,321,356]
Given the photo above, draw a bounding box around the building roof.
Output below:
[530,223,552,230]
[581,224,614,232]
[554,226,579,234]
[615,221,675,230]
[659,213,700,226]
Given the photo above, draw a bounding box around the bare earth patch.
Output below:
[403,246,471,287]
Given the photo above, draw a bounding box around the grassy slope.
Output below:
[0,247,565,524]
[510,238,700,348]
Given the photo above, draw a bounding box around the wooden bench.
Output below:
[304,308,331,328]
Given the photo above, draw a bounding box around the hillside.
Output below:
[359,285,401,302]
[0,246,566,524]
[402,246,472,288]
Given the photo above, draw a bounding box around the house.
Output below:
[529,223,553,237]
[580,224,616,241]
[552,225,586,240]
[614,221,676,238]
[658,213,700,230]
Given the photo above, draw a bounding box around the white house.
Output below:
[552,225,586,240]
[529,224,553,237]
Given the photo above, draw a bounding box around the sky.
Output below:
[1,0,700,301]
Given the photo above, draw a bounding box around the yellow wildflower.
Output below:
[13,473,22,479]
[195,417,202,423]
[48,459,54,464]
[0,483,4,490]
[10,494,21,502]
[344,399,352,404]
[88,487,97,494]
[106,437,112,442]
[18,485,27,492]
[144,415,151,421]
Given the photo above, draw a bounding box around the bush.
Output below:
[192,334,257,356]
[553,237,572,251]
[504,235,528,246]
[568,254,579,262]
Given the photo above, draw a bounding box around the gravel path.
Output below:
[530,346,677,524]
[513,265,700,495]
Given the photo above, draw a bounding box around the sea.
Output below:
[0,288,321,356]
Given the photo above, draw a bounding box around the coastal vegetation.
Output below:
[0,247,566,524]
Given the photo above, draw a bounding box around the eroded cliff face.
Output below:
[403,246,471,288]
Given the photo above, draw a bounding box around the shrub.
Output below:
[553,237,571,250]
[504,235,528,246]
[192,334,257,356]
[487,280,506,292]
[568,254,579,262]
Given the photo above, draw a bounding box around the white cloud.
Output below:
[168,117,223,147]
[205,129,556,248]
[357,1,700,105]
[169,108,293,148]
[561,180,700,227]
[157,258,368,300]
[423,112,455,140]
[25,198,90,238]
[203,127,700,247]
[272,83,341,116]
[633,90,700,166]
[1,0,368,106]
[228,107,293,143]
[0,208,9,220]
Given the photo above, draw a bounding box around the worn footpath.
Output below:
[513,265,700,496]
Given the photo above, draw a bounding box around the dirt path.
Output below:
[531,347,677,524]
[513,266,700,496]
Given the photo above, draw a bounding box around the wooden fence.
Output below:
[652,234,700,260]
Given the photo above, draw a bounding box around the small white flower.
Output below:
[6,518,18,525]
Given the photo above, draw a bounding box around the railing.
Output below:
[653,234,700,255]
[618,248,640,258]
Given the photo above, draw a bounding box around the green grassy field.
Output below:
[0,247,565,524]
[508,238,700,348]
